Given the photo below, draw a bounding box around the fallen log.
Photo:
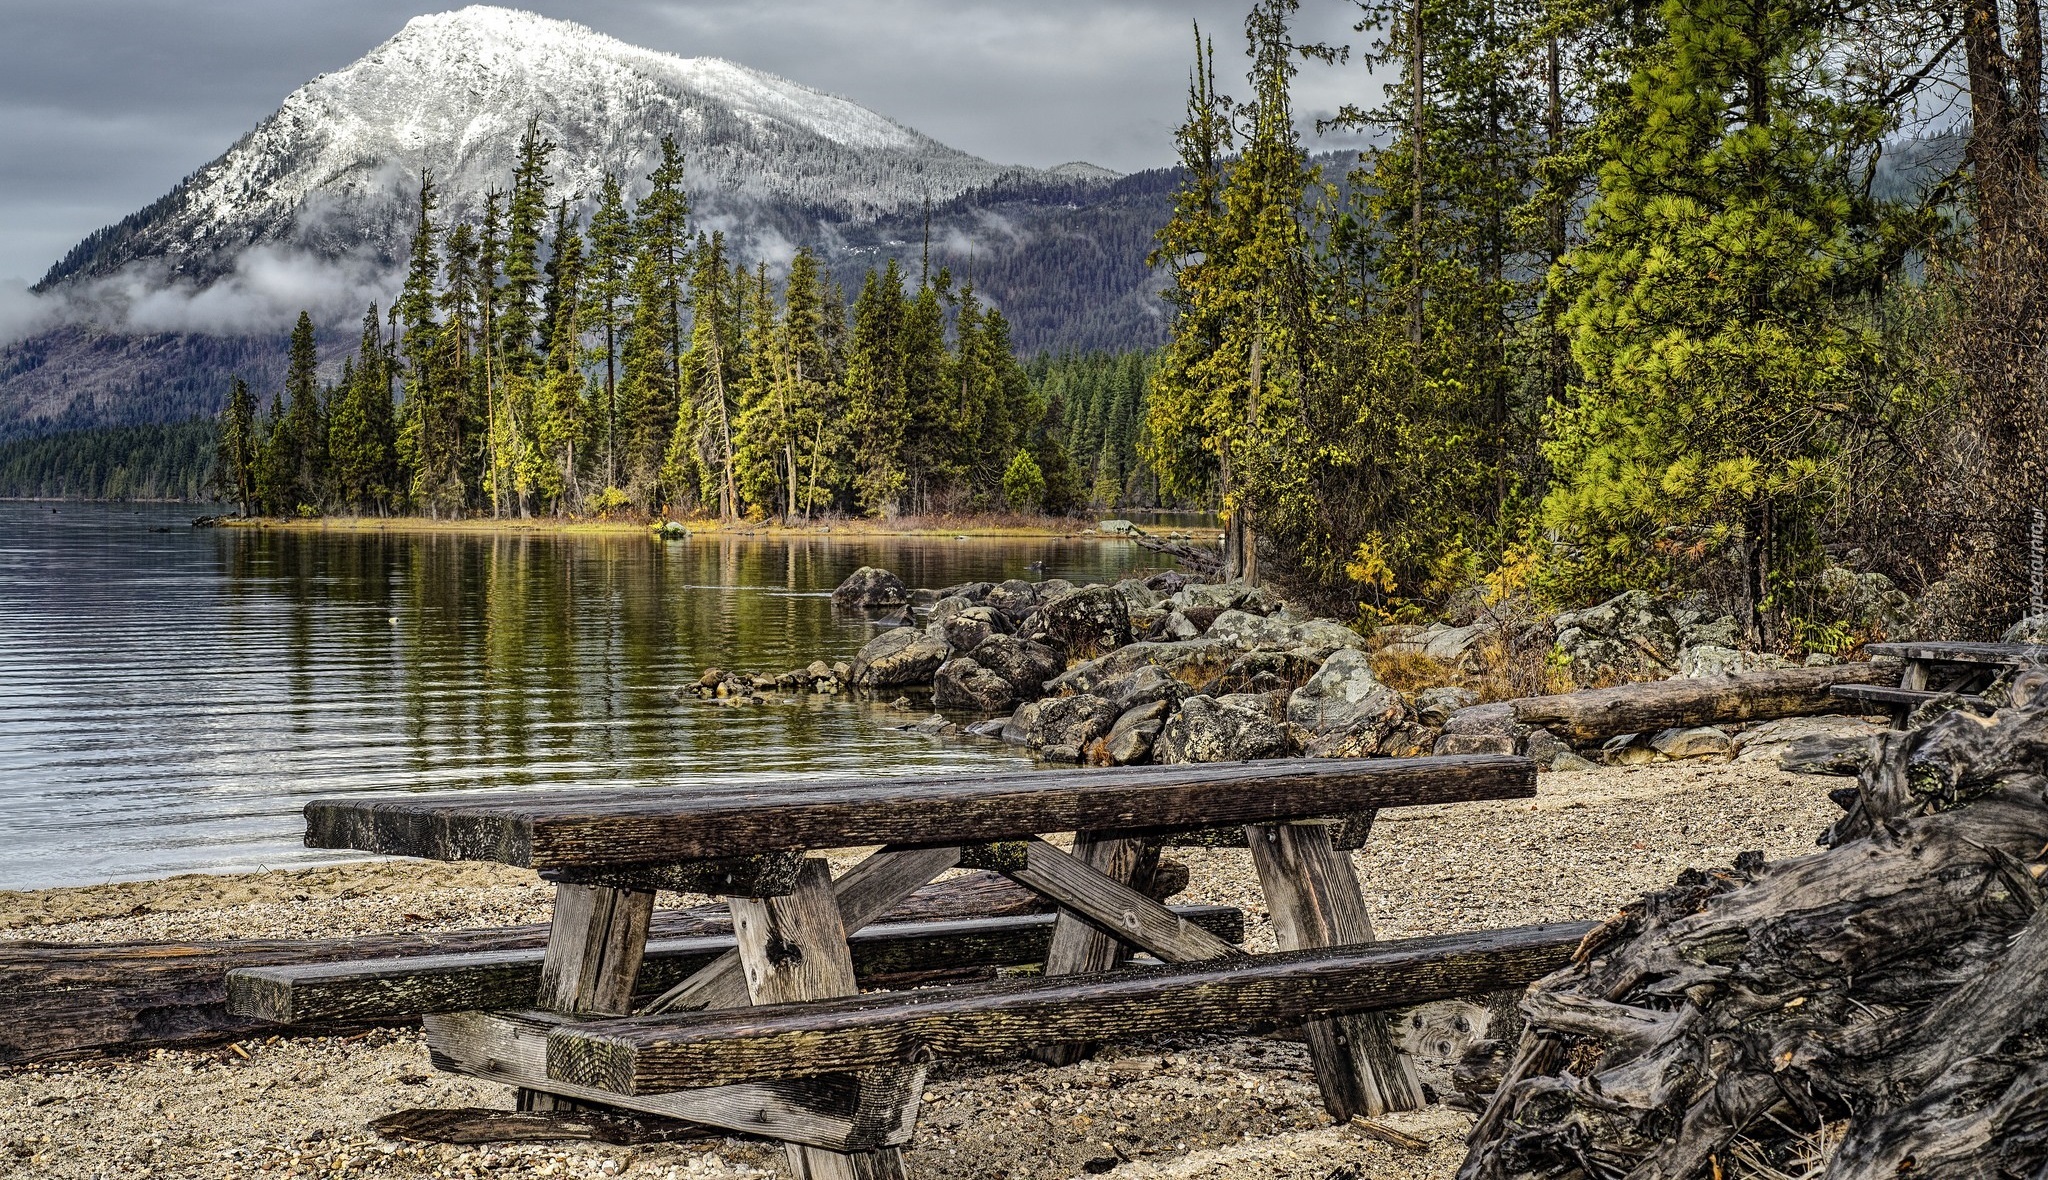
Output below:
[0,869,1078,1065]
[1448,662,1898,746]
[1461,696,2048,1179]
[1133,534,1222,574]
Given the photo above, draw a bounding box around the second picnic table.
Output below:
[1835,640,2043,725]
[232,754,1585,1180]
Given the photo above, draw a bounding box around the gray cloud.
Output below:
[0,1,1385,290]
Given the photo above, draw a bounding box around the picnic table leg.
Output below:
[1894,659,1929,728]
[1030,832,1162,1067]
[729,858,921,1180]
[1244,820,1423,1120]
[516,882,656,1112]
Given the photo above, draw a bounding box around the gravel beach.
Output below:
[1,757,1842,1180]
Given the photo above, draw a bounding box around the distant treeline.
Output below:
[0,421,216,501]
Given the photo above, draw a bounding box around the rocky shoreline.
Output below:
[677,566,1896,775]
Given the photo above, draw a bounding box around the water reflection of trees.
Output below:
[207,531,1155,794]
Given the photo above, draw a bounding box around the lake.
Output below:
[0,503,1189,891]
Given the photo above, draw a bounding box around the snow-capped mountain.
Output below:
[40,6,1057,291]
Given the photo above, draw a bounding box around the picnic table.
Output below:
[231,755,1586,1179]
[1834,641,2042,725]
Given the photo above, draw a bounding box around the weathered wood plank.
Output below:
[303,757,1537,869]
[546,922,1593,1094]
[1865,641,2037,665]
[228,906,1248,1024]
[1457,664,1898,746]
[1246,821,1421,1119]
[425,1010,922,1151]
[725,858,918,1180]
[543,853,808,898]
[1006,837,1237,965]
[640,845,964,1016]
[6,870,1050,1065]
[1831,684,1989,708]
[521,883,654,1112]
[1031,833,1160,1067]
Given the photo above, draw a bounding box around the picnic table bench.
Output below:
[1834,641,2039,725]
[230,756,1585,1179]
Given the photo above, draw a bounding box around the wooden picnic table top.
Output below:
[1865,641,2044,664]
[304,755,1536,870]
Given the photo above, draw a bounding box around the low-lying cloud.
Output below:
[0,245,400,348]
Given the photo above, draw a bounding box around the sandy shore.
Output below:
[0,758,1840,1179]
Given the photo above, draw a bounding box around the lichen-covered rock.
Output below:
[986,579,1042,618]
[934,581,995,605]
[1414,685,1480,727]
[933,657,1022,712]
[1552,590,1683,682]
[848,627,950,688]
[1433,732,1520,757]
[1522,726,1572,766]
[1203,609,1296,649]
[1104,700,1172,765]
[1028,694,1119,751]
[969,635,1064,699]
[1144,570,1204,595]
[1094,665,1188,715]
[831,566,909,608]
[1113,578,1162,612]
[1675,644,1793,678]
[1286,647,1417,753]
[1170,581,1280,617]
[1000,699,1043,746]
[932,604,1011,653]
[1155,694,1291,764]
[1038,584,1134,656]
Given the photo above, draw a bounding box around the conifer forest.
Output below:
[203,0,2046,644]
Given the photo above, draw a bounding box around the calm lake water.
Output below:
[0,503,1188,890]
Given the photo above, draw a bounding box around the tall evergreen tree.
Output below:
[213,376,258,515]
[845,262,910,514]
[326,306,396,514]
[583,172,633,491]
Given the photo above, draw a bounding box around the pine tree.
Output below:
[499,117,555,379]
[1541,0,1895,640]
[731,264,786,515]
[326,306,396,514]
[531,200,585,512]
[844,262,909,515]
[282,310,324,511]
[898,272,956,510]
[674,232,740,517]
[394,173,462,517]
[583,172,633,490]
[213,376,258,514]
[1002,448,1046,512]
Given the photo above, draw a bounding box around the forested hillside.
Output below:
[0,421,216,501]
[1150,0,2045,643]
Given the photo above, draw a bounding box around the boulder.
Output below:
[1551,751,1600,772]
[1038,584,1134,655]
[964,718,1008,739]
[1285,648,1411,758]
[969,635,1065,699]
[933,604,1011,653]
[1522,726,1572,766]
[933,657,1022,712]
[1414,686,1481,727]
[1170,581,1281,617]
[1734,715,1886,772]
[1160,611,1204,641]
[1000,700,1043,746]
[1552,590,1683,682]
[1098,519,1137,535]
[987,579,1041,617]
[848,627,951,688]
[1649,725,1734,759]
[1155,694,1292,764]
[1378,723,1442,759]
[1113,578,1162,612]
[1144,571,1204,595]
[1433,732,1520,756]
[831,566,909,608]
[1600,734,1664,766]
[1675,645,1793,679]
[1104,700,1172,765]
[1203,609,1297,650]
[927,595,974,628]
[1028,694,1120,751]
[1093,665,1188,714]
[935,581,996,605]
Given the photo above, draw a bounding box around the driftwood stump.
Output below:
[1462,685,2048,1179]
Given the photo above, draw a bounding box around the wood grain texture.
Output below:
[1864,641,2037,665]
[228,906,1249,1023]
[1483,663,1898,744]
[521,883,654,1112]
[1246,821,1422,1119]
[726,858,917,1180]
[545,923,1593,1093]
[1031,833,1161,1067]
[9,870,1050,1065]
[640,846,964,1016]
[1007,837,1237,965]
[425,1010,922,1151]
[303,757,1537,868]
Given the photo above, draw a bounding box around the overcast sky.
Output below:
[0,0,1385,285]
